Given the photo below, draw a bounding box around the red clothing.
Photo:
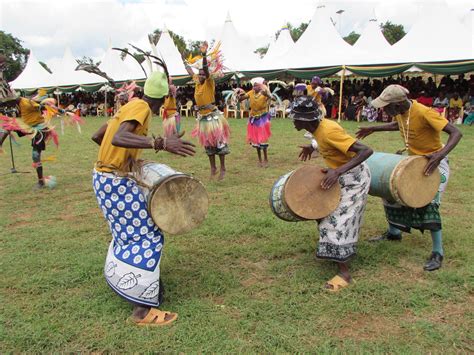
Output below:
[416,96,433,107]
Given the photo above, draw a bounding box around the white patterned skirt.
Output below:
[317,162,371,262]
[92,170,164,307]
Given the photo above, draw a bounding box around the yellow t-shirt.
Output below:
[247,90,269,117]
[95,99,152,173]
[194,77,215,115]
[312,119,356,169]
[449,98,463,109]
[163,96,177,115]
[307,85,322,103]
[395,100,448,156]
[19,98,44,126]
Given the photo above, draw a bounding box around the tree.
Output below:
[76,56,101,66]
[39,61,52,74]
[343,31,361,45]
[0,31,30,81]
[380,21,406,45]
[254,45,269,58]
[289,22,309,42]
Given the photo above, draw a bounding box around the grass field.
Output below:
[1,116,473,352]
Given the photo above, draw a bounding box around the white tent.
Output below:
[153,28,188,76]
[262,25,294,63]
[50,47,107,86]
[265,5,369,70]
[216,12,260,71]
[99,45,145,82]
[353,19,393,63]
[10,50,55,89]
[388,3,473,63]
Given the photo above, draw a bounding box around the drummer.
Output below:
[356,84,462,271]
[91,70,195,326]
[290,96,373,292]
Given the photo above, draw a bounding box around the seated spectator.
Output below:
[433,92,449,114]
[447,92,463,123]
[416,90,433,107]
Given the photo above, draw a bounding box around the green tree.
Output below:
[0,31,30,81]
[254,45,269,58]
[343,31,361,45]
[288,22,309,42]
[380,21,406,45]
[39,61,52,74]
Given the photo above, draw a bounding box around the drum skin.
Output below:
[138,162,209,234]
[366,152,440,208]
[269,165,341,221]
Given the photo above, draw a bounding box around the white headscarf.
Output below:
[250,77,265,86]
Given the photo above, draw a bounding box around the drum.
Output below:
[135,162,209,235]
[269,165,341,222]
[366,152,440,208]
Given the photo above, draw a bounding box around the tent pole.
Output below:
[338,65,346,122]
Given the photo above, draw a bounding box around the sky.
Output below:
[0,0,472,67]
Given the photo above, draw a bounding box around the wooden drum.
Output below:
[269,165,341,222]
[136,162,209,234]
[366,152,440,208]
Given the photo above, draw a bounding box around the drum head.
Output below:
[392,156,440,208]
[149,175,209,235]
[284,165,341,220]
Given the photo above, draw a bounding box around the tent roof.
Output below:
[99,46,146,82]
[353,19,393,63]
[154,29,188,76]
[264,25,294,61]
[10,50,55,89]
[216,12,260,71]
[264,5,369,70]
[50,47,107,86]
[388,4,473,63]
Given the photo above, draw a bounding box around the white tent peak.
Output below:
[11,50,54,89]
[225,11,232,23]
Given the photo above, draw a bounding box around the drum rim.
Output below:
[269,172,306,222]
[148,174,209,234]
[389,155,440,208]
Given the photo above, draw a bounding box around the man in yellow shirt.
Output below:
[237,77,272,167]
[91,71,195,326]
[185,42,230,180]
[447,92,463,123]
[290,96,373,292]
[0,94,55,188]
[357,85,462,271]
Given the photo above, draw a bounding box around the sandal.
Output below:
[134,308,178,326]
[325,275,351,293]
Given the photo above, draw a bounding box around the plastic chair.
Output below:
[180,100,193,117]
[226,105,237,118]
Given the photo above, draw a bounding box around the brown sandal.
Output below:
[134,308,178,326]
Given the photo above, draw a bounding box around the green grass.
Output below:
[1,116,473,352]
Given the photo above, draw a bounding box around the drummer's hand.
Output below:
[320,168,340,190]
[298,144,315,161]
[165,131,196,157]
[424,152,443,176]
[356,126,374,139]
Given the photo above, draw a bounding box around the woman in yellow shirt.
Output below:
[237,77,272,167]
[290,96,373,292]
[185,42,230,180]
[161,80,180,137]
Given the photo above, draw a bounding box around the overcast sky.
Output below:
[0,0,472,65]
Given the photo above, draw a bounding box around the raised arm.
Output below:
[200,41,210,79]
[356,121,399,139]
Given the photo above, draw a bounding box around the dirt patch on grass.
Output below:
[332,313,405,341]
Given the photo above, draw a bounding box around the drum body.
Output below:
[137,162,209,234]
[366,152,440,208]
[269,165,341,222]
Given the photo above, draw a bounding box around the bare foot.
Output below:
[263,160,269,168]
[218,169,226,181]
[210,168,218,180]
